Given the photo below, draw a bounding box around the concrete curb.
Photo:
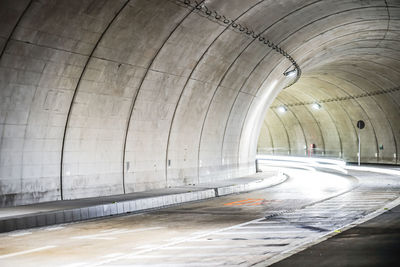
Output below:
[0,173,286,234]
[216,171,287,196]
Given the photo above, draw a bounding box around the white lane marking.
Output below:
[82,237,117,240]
[84,217,266,267]
[8,232,32,237]
[159,244,288,250]
[100,228,118,233]
[62,262,88,267]
[125,251,265,259]
[100,253,125,258]
[71,227,164,240]
[0,245,56,259]
[240,225,304,229]
[214,230,306,235]
[191,237,305,243]
[189,231,210,236]
[46,226,65,231]
[120,263,227,267]
[135,245,155,249]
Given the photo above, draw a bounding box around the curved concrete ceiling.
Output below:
[0,0,399,206]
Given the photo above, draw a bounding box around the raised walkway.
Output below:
[0,171,286,233]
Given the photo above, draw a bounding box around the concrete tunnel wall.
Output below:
[1,0,399,206]
[258,66,400,162]
[257,1,400,163]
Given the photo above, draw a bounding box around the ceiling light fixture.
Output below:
[277,106,287,113]
[312,103,321,110]
[283,69,297,77]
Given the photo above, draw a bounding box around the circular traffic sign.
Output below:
[357,120,365,129]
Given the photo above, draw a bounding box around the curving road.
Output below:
[0,159,399,266]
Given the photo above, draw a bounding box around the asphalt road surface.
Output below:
[0,160,399,266]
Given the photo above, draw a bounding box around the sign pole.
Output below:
[358,130,361,166]
[356,120,365,166]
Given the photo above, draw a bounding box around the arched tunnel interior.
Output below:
[1,1,400,265]
[0,0,399,207]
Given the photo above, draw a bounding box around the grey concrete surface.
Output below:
[0,0,399,207]
[272,198,400,267]
[0,162,398,266]
[256,1,400,164]
[0,170,285,233]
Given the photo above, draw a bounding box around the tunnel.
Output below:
[0,0,400,266]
